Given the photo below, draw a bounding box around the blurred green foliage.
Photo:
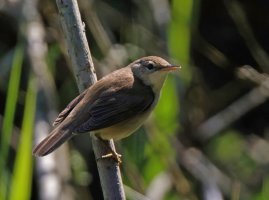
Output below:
[169,0,195,83]
[0,45,24,200]
[10,74,37,200]
[154,76,180,134]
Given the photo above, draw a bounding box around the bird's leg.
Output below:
[96,137,122,164]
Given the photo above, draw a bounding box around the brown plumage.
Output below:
[33,56,179,157]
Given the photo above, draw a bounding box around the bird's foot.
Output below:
[101,151,122,164]
[95,136,122,164]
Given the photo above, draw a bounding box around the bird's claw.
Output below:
[97,151,122,164]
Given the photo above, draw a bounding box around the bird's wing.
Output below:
[53,89,87,126]
[74,85,154,133]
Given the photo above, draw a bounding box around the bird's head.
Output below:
[130,56,179,93]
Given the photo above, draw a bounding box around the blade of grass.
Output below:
[154,76,180,134]
[0,45,24,200]
[168,0,197,83]
[9,74,37,200]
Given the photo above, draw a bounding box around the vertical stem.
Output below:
[55,0,125,199]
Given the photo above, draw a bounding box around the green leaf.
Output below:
[168,0,197,83]
[9,74,37,200]
[0,45,24,200]
[154,76,180,134]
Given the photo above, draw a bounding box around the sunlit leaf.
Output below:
[9,75,37,200]
[169,0,197,83]
[154,76,180,134]
[0,45,24,200]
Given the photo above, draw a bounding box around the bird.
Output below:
[33,56,179,162]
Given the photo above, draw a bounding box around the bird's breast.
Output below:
[93,110,152,141]
[92,92,159,141]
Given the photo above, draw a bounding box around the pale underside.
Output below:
[91,109,152,140]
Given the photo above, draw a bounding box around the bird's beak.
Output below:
[159,64,181,71]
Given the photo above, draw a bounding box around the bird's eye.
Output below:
[146,63,154,70]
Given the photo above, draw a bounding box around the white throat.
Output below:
[142,73,167,94]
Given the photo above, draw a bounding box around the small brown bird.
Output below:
[33,56,179,160]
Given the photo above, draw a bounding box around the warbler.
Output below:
[33,56,179,160]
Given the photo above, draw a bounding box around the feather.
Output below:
[33,125,73,156]
[53,89,87,126]
[74,78,154,133]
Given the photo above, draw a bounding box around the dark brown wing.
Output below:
[74,84,154,133]
[53,89,87,126]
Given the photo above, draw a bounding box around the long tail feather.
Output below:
[33,127,73,157]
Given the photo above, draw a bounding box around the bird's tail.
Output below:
[33,126,73,157]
